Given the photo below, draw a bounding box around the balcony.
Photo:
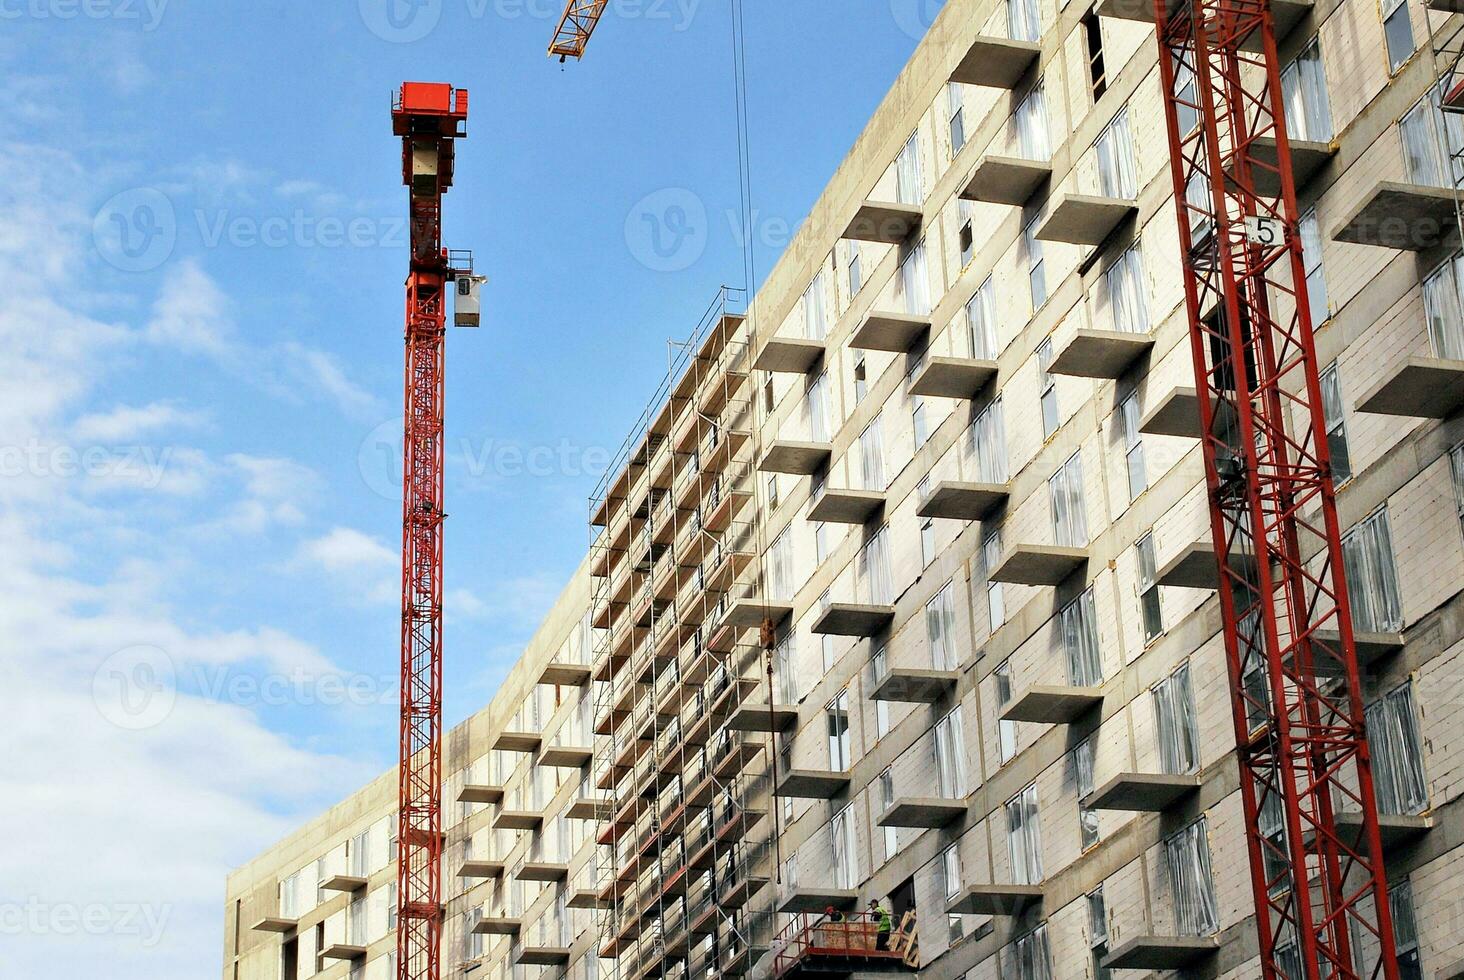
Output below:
[1313,629,1404,673]
[569,888,610,909]
[988,544,1087,586]
[493,731,542,753]
[869,667,959,703]
[1101,935,1219,970]
[777,768,851,799]
[808,488,886,524]
[459,859,505,879]
[843,200,922,244]
[1096,0,1310,41]
[1337,810,1434,849]
[516,861,570,882]
[754,336,825,374]
[811,602,895,637]
[320,944,367,961]
[850,311,930,352]
[567,797,613,820]
[759,440,833,475]
[946,884,1042,916]
[319,874,367,893]
[1000,685,1103,724]
[961,154,1050,205]
[727,699,798,732]
[906,356,997,398]
[493,810,544,832]
[878,797,966,829]
[516,946,572,967]
[950,35,1039,87]
[1228,136,1334,196]
[778,888,859,914]
[537,660,592,687]
[250,916,297,934]
[916,481,1008,521]
[1085,773,1201,812]
[1047,329,1152,379]
[1138,385,1210,437]
[1332,180,1458,250]
[1155,540,1256,590]
[457,784,504,805]
[540,744,593,768]
[1036,193,1137,246]
[1356,356,1464,418]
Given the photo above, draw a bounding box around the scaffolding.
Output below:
[587,286,779,978]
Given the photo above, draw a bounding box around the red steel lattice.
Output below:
[1151,0,1399,975]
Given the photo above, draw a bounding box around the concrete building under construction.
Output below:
[225,0,1464,975]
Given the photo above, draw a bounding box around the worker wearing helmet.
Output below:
[868,898,892,950]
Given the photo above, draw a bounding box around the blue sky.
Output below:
[0,1,943,975]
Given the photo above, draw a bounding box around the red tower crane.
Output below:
[390,81,471,980]
[1152,1,1399,976]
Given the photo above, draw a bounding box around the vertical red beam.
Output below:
[1151,0,1399,976]
[393,85,465,980]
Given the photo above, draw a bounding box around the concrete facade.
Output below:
[225,0,1464,975]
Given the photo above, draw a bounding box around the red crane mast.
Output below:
[391,81,469,980]
[1152,0,1399,975]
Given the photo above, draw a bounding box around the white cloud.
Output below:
[144,259,235,359]
[72,401,207,442]
[282,342,378,416]
[297,527,397,604]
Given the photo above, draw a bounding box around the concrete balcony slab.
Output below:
[722,597,794,630]
[493,810,544,832]
[961,154,1051,205]
[754,336,826,374]
[473,917,521,935]
[1101,935,1219,970]
[759,440,832,475]
[319,874,367,893]
[946,884,1042,916]
[517,947,571,967]
[321,944,367,961]
[1036,193,1137,246]
[1356,356,1464,418]
[907,356,998,398]
[516,862,570,882]
[539,745,592,768]
[776,768,851,799]
[566,798,612,821]
[1048,329,1153,378]
[778,888,859,914]
[1230,136,1334,196]
[1312,629,1405,672]
[251,917,297,934]
[569,888,611,910]
[1001,685,1103,724]
[1138,385,1208,437]
[844,200,923,244]
[870,667,959,703]
[951,35,1039,87]
[538,661,592,687]
[811,602,896,637]
[851,311,931,353]
[809,488,886,524]
[1085,773,1201,812]
[1097,0,1309,40]
[878,797,966,828]
[493,731,542,753]
[1332,181,1459,250]
[1327,810,1434,850]
[459,860,505,879]
[1155,540,1257,590]
[988,544,1087,586]
[726,701,798,732]
[916,481,1008,521]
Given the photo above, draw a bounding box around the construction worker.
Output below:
[868,898,892,950]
